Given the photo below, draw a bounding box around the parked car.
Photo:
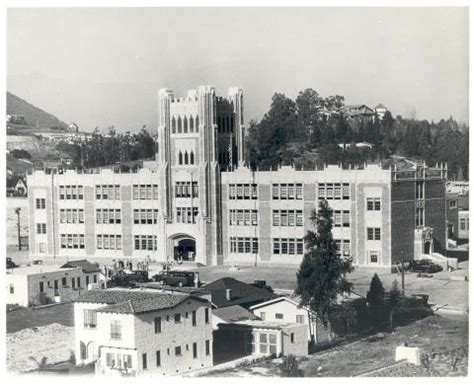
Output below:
[152,270,199,287]
[408,259,443,274]
[6,257,18,269]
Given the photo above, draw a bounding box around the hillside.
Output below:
[7,92,68,131]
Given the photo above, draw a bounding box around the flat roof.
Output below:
[6,265,79,275]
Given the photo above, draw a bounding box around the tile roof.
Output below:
[76,289,208,314]
[61,259,101,273]
[202,277,275,309]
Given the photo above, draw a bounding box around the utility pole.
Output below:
[401,250,405,295]
[15,207,21,251]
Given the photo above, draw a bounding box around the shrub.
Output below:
[280,355,304,377]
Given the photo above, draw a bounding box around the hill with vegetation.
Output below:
[7,91,68,132]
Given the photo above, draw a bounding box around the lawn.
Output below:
[6,302,75,333]
[204,313,468,377]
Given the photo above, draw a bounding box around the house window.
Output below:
[291,333,295,343]
[193,343,198,358]
[370,251,379,263]
[296,314,305,323]
[62,277,67,286]
[110,320,122,340]
[175,346,182,356]
[275,313,284,320]
[154,317,162,333]
[174,313,181,323]
[192,310,197,326]
[156,351,161,367]
[84,309,97,328]
[9,284,14,294]
[142,353,147,370]
[39,281,44,293]
[449,200,457,209]
[205,308,209,324]
[205,340,210,356]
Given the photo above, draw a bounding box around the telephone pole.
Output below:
[401,250,405,295]
[15,207,21,251]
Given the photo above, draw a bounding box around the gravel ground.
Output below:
[7,323,74,373]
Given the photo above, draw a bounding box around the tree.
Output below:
[280,355,304,377]
[388,280,403,330]
[11,149,32,159]
[295,200,353,326]
[366,273,386,331]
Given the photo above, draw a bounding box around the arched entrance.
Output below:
[424,241,431,255]
[172,236,196,261]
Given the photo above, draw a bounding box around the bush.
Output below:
[279,355,304,377]
[30,292,53,306]
[11,149,32,159]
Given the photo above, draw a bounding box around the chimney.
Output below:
[225,288,232,301]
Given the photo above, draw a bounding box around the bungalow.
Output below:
[61,259,106,289]
[249,296,332,345]
[74,289,213,376]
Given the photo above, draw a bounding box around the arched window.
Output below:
[177,116,182,133]
[190,151,195,165]
[184,151,189,165]
[189,116,194,132]
[171,117,176,133]
[183,116,188,133]
[195,116,199,132]
[178,151,183,165]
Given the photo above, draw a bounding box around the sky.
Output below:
[7,7,469,132]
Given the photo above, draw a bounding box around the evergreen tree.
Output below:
[295,200,353,326]
[388,280,403,330]
[366,273,386,331]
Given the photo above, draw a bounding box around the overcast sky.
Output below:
[7,7,469,132]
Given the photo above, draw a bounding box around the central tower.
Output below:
[156,86,245,265]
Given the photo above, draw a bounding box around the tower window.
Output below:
[183,116,188,133]
[177,116,182,133]
[195,116,199,132]
[184,151,189,165]
[171,117,176,133]
[190,151,195,165]
[178,151,183,165]
[190,116,194,132]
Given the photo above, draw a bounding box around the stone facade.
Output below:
[27,86,448,268]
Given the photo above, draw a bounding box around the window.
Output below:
[367,197,381,211]
[110,320,122,340]
[367,227,381,241]
[205,340,210,356]
[175,346,182,356]
[132,184,159,200]
[156,351,161,367]
[296,314,305,324]
[86,275,90,286]
[449,200,457,209]
[96,234,122,250]
[275,313,284,320]
[38,243,46,253]
[35,198,46,209]
[229,237,259,254]
[62,277,67,286]
[193,343,198,358]
[460,218,469,230]
[36,223,47,234]
[192,310,197,326]
[205,308,209,324]
[59,185,83,200]
[60,234,85,249]
[174,313,181,323]
[228,183,258,200]
[272,238,304,255]
[84,310,97,328]
[370,251,379,263]
[272,183,303,200]
[154,317,161,333]
[272,210,303,227]
[291,333,295,343]
[9,284,14,294]
[134,235,158,250]
[39,281,44,293]
[260,312,266,320]
[142,353,147,370]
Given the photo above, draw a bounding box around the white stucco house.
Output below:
[74,289,213,376]
[249,296,333,345]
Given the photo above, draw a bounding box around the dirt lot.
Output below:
[6,302,74,333]
[204,314,468,377]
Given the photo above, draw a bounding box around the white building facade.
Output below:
[27,86,448,268]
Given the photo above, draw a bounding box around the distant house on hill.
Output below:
[6,114,28,126]
[202,277,275,309]
[68,122,79,132]
[374,104,388,120]
[7,176,27,197]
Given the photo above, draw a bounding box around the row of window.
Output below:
[134,209,159,224]
[176,207,199,224]
[318,183,350,200]
[60,234,85,249]
[134,235,158,251]
[132,184,159,200]
[259,312,306,324]
[229,209,258,226]
[39,275,93,294]
[272,184,303,200]
[217,114,234,133]
[229,237,259,254]
[333,210,350,227]
[96,185,121,200]
[272,238,304,255]
[175,181,198,198]
[246,332,278,354]
[228,184,258,200]
[177,150,196,165]
[97,234,122,250]
[272,210,303,227]
[367,197,381,211]
[367,227,381,240]
[171,115,199,134]
[97,209,122,224]
[335,239,351,257]
[59,185,84,200]
[60,209,85,224]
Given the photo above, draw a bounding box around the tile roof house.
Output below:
[74,289,213,376]
[202,277,275,309]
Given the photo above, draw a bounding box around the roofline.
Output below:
[249,296,313,313]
